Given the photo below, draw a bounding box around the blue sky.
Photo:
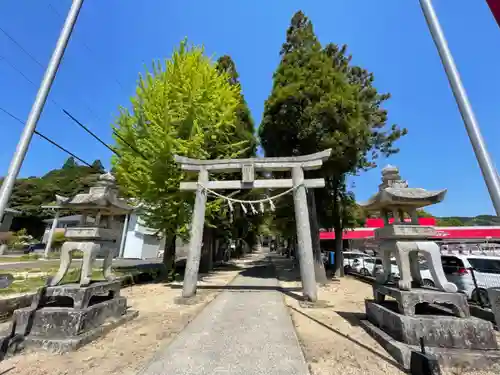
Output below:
[0,1,499,217]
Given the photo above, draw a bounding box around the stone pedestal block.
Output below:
[373,284,469,317]
[14,297,127,339]
[487,287,500,327]
[361,318,500,371]
[7,281,138,354]
[365,300,497,350]
[45,280,121,309]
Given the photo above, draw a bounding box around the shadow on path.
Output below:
[289,306,403,370]
[168,262,305,302]
[168,283,304,301]
[0,367,14,375]
[335,311,366,327]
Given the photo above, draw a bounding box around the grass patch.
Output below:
[0,254,41,263]
[47,250,84,260]
[0,263,167,297]
[0,276,46,295]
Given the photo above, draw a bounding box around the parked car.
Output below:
[440,254,500,307]
[355,257,384,276]
[23,243,45,254]
[391,259,435,287]
[408,254,500,306]
[417,261,435,287]
[388,258,402,279]
[343,251,370,272]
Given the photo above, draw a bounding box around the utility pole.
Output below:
[419,0,500,215]
[0,0,84,220]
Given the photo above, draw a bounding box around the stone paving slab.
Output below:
[138,252,310,375]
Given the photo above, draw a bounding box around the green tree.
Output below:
[112,41,250,277]
[62,157,77,169]
[3,164,101,220]
[259,11,406,278]
[417,210,434,218]
[216,55,256,157]
[436,218,465,227]
[214,55,262,253]
[91,159,105,172]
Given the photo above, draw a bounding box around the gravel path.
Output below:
[138,251,310,375]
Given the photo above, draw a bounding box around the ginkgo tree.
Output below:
[112,41,252,277]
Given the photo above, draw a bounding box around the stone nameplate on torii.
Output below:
[242,164,255,184]
[175,149,332,302]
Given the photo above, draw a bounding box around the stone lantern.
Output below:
[360,165,456,293]
[8,173,137,353]
[49,172,133,286]
[359,166,500,371]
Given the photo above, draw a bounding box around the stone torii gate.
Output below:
[175,149,331,302]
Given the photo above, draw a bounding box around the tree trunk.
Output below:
[334,226,344,277]
[331,178,345,278]
[213,238,219,264]
[199,228,214,273]
[308,190,328,283]
[162,234,176,280]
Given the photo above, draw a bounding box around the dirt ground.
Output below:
[273,258,500,375]
[0,264,242,375]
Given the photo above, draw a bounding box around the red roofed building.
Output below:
[319,217,500,252]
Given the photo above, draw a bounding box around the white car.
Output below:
[355,257,387,277]
[440,254,500,306]
[343,252,370,273]
[390,260,435,287]
[399,254,500,306]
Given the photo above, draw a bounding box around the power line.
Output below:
[0,26,44,68]
[0,24,142,164]
[0,54,117,157]
[0,106,93,167]
[112,130,148,161]
[0,23,106,122]
[33,131,92,168]
[0,55,37,86]
[62,109,122,157]
[64,107,152,164]
[2,52,150,170]
[47,2,128,94]
[0,54,64,111]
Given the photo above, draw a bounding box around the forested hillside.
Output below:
[2,157,104,219]
[436,215,500,227]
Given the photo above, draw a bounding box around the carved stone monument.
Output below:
[4,173,137,354]
[359,166,500,371]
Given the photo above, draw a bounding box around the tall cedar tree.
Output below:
[259,11,330,282]
[215,55,262,254]
[259,11,406,277]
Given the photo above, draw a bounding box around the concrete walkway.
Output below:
[139,251,310,375]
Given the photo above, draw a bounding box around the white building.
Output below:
[120,212,189,260]
[120,213,163,259]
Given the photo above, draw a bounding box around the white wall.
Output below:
[142,234,161,259]
[122,213,145,259]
